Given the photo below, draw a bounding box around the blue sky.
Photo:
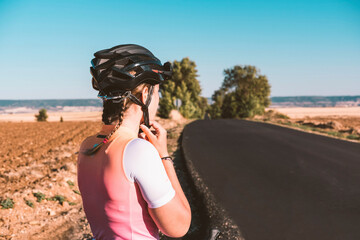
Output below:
[0,0,359,99]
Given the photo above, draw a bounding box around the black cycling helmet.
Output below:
[90,44,172,128]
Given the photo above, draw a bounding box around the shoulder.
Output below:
[79,136,95,152]
[123,138,161,182]
[125,138,159,157]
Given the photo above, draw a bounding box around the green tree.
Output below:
[207,89,225,119]
[35,108,48,122]
[158,81,176,118]
[198,96,210,118]
[209,65,271,119]
[158,57,208,118]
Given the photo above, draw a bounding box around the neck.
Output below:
[99,105,143,137]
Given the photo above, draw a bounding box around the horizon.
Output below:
[0,94,360,101]
[1,96,358,114]
[0,94,359,102]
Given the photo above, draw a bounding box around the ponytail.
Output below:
[82,83,152,156]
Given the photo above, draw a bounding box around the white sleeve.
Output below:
[123,138,176,208]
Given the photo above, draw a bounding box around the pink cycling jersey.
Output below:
[77,125,174,240]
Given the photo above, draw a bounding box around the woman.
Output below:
[77,44,191,239]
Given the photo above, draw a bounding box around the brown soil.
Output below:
[0,112,199,240]
[0,121,101,239]
[295,116,360,132]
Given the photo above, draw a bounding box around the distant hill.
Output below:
[206,95,360,107]
[270,96,360,107]
[0,99,102,114]
[0,99,102,108]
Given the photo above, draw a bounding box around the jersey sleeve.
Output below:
[123,138,176,208]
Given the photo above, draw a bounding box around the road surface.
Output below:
[181,119,360,240]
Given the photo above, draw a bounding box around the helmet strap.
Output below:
[127,85,154,129]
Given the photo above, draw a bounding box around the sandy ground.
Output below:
[1,107,359,123]
[257,108,360,143]
[268,107,360,118]
[0,112,102,122]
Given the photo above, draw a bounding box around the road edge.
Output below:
[181,119,244,240]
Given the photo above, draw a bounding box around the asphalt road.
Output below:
[181,119,360,240]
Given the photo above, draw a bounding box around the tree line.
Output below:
[35,58,271,122]
[158,58,271,119]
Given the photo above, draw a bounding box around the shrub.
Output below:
[33,192,46,203]
[1,197,15,209]
[67,180,74,186]
[54,195,66,205]
[73,190,81,195]
[25,199,34,208]
[347,134,360,140]
[47,195,66,205]
[274,112,290,119]
[327,131,342,137]
[35,108,48,122]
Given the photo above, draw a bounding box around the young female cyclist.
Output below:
[77,44,191,239]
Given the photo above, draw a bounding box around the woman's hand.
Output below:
[139,121,169,158]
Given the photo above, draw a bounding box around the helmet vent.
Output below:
[90,44,172,93]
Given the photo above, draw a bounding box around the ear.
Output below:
[141,86,149,104]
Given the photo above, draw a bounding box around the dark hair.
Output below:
[102,82,152,125]
[82,82,152,155]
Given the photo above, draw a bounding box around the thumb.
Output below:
[140,124,155,141]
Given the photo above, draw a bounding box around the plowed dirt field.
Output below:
[0,116,193,240]
[0,121,102,239]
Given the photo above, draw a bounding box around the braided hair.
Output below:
[82,82,152,156]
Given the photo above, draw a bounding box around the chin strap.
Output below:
[114,85,154,130]
[100,85,154,130]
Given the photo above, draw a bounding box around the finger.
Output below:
[140,124,156,141]
[140,132,149,141]
[149,121,166,134]
[138,132,146,139]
